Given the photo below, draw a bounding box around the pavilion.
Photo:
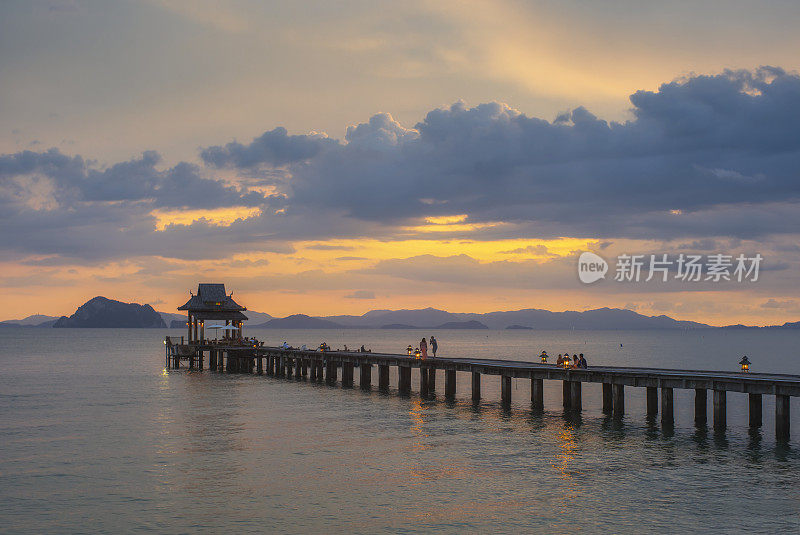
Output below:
[178,283,248,343]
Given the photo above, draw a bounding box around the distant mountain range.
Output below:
[4,299,800,330]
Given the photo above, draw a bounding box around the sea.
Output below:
[1,327,798,533]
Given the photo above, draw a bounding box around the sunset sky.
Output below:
[2,0,800,325]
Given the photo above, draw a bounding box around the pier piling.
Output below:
[378,364,390,390]
[695,389,707,425]
[501,375,511,407]
[602,383,612,413]
[612,384,625,416]
[661,387,674,426]
[776,394,790,440]
[749,393,762,427]
[713,390,727,430]
[531,378,544,411]
[445,369,456,399]
[570,381,582,411]
[360,362,371,389]
[647,387,658,416]
[471,372,481,401]
[398,365,411,395]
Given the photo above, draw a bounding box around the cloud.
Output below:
[4,67,800,267]
[344,290,376,299]
[201,127,336,168]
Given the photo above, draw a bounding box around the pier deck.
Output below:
[165,338,799,440]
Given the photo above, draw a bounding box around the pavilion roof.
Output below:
[178,283,247,312]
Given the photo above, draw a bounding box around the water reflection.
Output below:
[408,398,429,451]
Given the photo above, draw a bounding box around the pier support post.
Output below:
[776,394,790,441]
[199,352,204,370]
[189,353,195,370]
[612,384,625,417]
[501,375,512,407]
[695,389,707,425]
[713,390,726,430]
[428,368,436,393]
[471,372,481,402]
[398,366,411,395]
[342,362,353,387]
[570,381,582,411]
[173,353,179,369]
[210,350,217,370]
[661,387,674,426]
[257,356,263,374]
[378,365,390,390]
[420,368,429,397]
[749,393,762,427]
[647,387,658,416]
[310,361,317,380]
[602,383,612,413]
[445,369,456,399]
[326,359,337,384]
[295,358,303,380]
[531,378,544,411]
[360,362,371,389]
[562,381,572,409]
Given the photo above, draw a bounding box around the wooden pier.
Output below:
[165,338,799,441]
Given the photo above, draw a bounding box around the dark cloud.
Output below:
[200,127,336,168]
[3,67,800,265]
[273,67,800,239]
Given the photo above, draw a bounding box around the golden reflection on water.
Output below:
[409,398,429,451]
[552,421,583,483]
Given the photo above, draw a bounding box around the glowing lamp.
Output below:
[540,352,548,363]
[563,358,571,369]
[414,348,421,359]
[407,345,413,355]
[739,356,751,372]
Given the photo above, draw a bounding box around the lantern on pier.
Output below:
[563,357,571,369]
[739,356,751,372]
[407,345,413,355]
[414,348,421,359]
[540,351,548,363]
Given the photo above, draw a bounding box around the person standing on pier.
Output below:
[420,338,428,359]
[430,336,438,357]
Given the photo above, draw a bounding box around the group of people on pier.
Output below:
[541,350,588,368]
[407,336,438,359]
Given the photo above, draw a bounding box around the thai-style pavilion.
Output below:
[178,283,247,343]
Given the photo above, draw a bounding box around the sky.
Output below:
[2,0,800,325]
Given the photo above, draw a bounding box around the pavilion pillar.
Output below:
[187,313,192,343]
[193,319,198,344]
[200,321,204,344]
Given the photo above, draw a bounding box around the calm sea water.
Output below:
[1,327,799,533]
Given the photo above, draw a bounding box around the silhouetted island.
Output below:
[53,296,166,328]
